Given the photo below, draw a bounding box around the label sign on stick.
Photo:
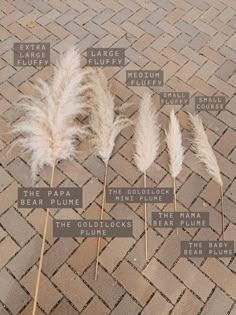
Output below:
[106,187,173,203]
[152,212,209,228]
[53,220,133,237]
[18,188,82,208]
[181,241,234,257]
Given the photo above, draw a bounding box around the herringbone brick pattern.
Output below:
[0,0,236,314]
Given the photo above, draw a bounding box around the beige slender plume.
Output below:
[189,113,224,239]
[134,93,160,260]
[165,110,184,234]
[87,68,131,280]
[14,47,87,314]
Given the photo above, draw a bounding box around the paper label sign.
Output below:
[18,188,82,208]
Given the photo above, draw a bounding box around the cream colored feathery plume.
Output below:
[189,113,224,239]
[134,93,160,260]
[14,47,87,182]
[87,68,131,280]
[14,47,87,315]
[165,110,184,234]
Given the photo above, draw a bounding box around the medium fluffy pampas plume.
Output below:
[189,113,224,239]
[134,93,160,260]
[14,47,87,315]
[87,68,131,280]
[166,110,184,234]
[134,93,160,173]
[14,47,87,182]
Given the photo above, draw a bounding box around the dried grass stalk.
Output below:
[134,93,160,260]
[189,113,224,239]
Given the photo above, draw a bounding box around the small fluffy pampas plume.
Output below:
[87,68,131,280]
[134,93,160,260]
[14,47,87,315]
[165,110,184,233]
[189,113,224,239]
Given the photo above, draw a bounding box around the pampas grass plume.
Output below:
[189,113,222,186]
[134,93,160,173]
[14,47,86,181]
[165,109,184,178]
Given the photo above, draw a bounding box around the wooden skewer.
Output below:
[144,171,148,260]
[94,163,108,280]
[32,164,55,315]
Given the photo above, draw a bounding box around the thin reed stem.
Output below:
[94,163,108,280]
[173,177,178,235]
[144,171,148,260]
[32,164,55,315]
[220,185,224,240]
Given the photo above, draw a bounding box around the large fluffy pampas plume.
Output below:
[88,68,131,164]
[134,93,160,260]
[189,113,224,239]
[14,47,87,182]
[14,47,87,315]
[166,110,184,234]
[87,68,131,280]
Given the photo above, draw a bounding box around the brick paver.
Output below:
[0,0,236,314]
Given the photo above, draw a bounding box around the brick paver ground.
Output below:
[0,0,236,314]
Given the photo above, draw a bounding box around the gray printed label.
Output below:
[195,96,226,111]
[18,188,82,208]
[13,43,50,67]
[160,92,189,105]
[181,241,234,257]
[53,220,133,237]
[87,48,125,66]
[152,212,209,228]
[106,187,173,203]
[126,70,163,86]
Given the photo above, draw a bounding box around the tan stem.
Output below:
[94,163,108,280]
[144,171,148,260]
[220,185,224,240]
[32,164,55,315]
[173,177,178,235]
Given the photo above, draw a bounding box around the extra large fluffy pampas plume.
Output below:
[134,93,160,260]
[87,68,131,280]
[14,47,87,315]
[14,47,87,182]
[189,113,224,239]
[166,110,184,234]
